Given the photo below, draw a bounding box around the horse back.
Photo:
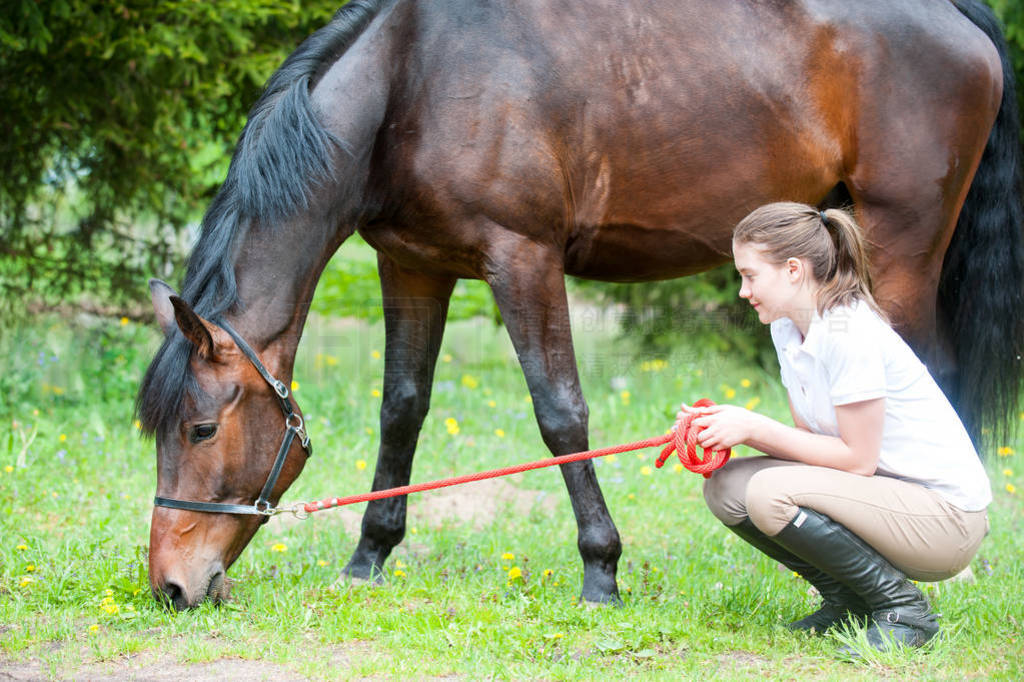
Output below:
[323,0,1002,281]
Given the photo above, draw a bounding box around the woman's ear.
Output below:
[786,257,803,282]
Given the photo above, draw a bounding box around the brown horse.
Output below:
[138,0,1023,609]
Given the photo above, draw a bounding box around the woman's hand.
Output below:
[676,402,762,451]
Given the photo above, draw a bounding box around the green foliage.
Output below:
[988,0,1024,118]
[570,265,776,371]
[0,0,339,314]
[312,234,500,323]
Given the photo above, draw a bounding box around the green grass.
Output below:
[1,304,1022,679]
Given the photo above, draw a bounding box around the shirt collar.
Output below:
[778,301,862,359]
[776,309,827,359]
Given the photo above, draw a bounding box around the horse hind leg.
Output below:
[341,255,456,583]
[486,233,622,604]
[848,188,964,408]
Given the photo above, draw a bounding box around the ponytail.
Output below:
[733,202,887,320]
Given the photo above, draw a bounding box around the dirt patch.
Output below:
[408,478,558,531]
[270,477,557,537]
[0,642,378,682]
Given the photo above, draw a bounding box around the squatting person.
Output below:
[684,202,991,653]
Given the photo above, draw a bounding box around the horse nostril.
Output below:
[155,580,188,610]
[206,570,227,601]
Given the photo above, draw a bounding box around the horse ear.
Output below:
[149,279,179,337]
[168,296,222,361]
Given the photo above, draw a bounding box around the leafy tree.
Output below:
[0,0,339,317]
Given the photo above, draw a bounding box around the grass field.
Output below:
[1,288,1022,679]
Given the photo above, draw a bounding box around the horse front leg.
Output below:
[486,239,622,604]
[342,255,455,582]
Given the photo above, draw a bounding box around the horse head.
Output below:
[144,280,310,609]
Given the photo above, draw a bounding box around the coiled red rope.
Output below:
[301,399,729,515]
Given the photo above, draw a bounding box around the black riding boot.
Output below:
[728,519,870,633]
[771,508,939,652]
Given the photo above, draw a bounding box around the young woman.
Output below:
[685,202,991,653]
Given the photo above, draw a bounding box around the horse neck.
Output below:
[229,213,353,377]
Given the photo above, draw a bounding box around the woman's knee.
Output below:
[745,468,801,536]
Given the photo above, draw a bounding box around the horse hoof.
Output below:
[331,566,387,590]
[579,594,623,609]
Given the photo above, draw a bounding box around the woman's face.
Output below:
[733,241,808,325]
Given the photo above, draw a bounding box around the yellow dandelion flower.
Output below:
[461,374,479,389]
[524,394,533,404]
[641,466,652,476]
[501,552,515,561]
[1004,468,1014,477]
[364,427,373,435]
[16,544,27,551]
[410,526,418,534]
[371,389,381,398]
[724,387,736,400]
[120,317,129,326]
[355,459,367,471]
[4,465,13,473]
[25,564,35,572]
[59,434,67,442]
[325,355,338,366]
[744,397,761,411]
[104,589,113,596]
[270,543,287,553]
[396,559,406,569]
[507,566,523,580]
[673,462,684,473]
[89,624,99,633]
[317,560,328,567]
[627,493,636,500]
[102,604,119,615]
[606,454,617,463]
[487,400,497,408]
[636,452,644,460]
[371,349,382,359]
[620,390,631,405]
[19,576,33,587]
[1007,483,1017,495]
[740,378,751,388]
[445,417,460,435]
[291,380,299,392]
[494,428,505,438]
[997,446,1015,457]
[393,569,406,578]
[543,569,553,577]
[442,354,452,363]
[133,419,141,430]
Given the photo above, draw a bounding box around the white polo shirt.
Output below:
[770,300,991,511]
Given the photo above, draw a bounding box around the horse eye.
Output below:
[189,424,218,443]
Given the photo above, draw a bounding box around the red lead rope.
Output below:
[301,399,730,515]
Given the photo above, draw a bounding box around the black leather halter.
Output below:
[152,320,312,516]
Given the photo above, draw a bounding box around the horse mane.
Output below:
[136,0,386,438]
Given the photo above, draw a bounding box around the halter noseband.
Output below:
[152,320,312,517]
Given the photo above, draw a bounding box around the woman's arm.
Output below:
[686,399,885,476]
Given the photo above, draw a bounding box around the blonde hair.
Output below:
[733,202,886,320]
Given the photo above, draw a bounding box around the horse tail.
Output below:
[941,0,1024,446]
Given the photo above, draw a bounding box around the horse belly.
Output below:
[563,223,734,283]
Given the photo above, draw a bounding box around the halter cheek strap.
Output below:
[152,320,312,517]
